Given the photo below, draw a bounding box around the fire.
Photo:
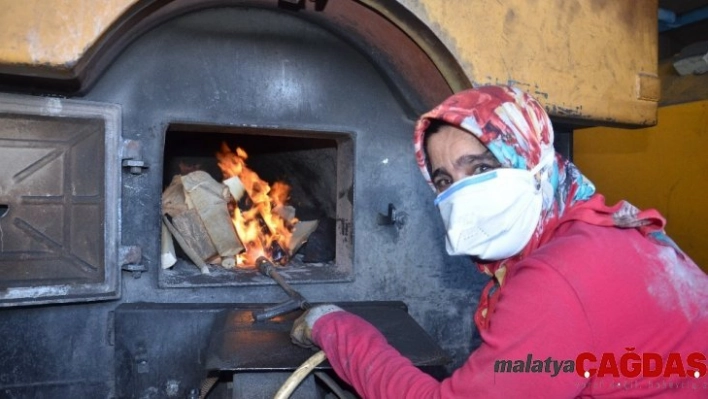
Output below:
[216,142,295,267]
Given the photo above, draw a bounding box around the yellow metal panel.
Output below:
[0,0,133,67]
[574,101,708,271]
[398,0,659,125]
[0,0,658,125]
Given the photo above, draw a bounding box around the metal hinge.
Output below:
[120,139,149,175]
[120,245,146,278]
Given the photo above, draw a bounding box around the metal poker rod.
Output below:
[252,256,311,321]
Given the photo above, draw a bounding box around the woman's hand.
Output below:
[290,304,345,349]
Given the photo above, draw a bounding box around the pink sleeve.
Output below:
[311,258,593,399]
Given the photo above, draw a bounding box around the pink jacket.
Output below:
[312,221,708,398]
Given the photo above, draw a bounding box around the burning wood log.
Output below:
[181,171,244,257]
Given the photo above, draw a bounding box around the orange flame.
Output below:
[216,142,294,267]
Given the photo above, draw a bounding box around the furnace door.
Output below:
[0,94,123,307]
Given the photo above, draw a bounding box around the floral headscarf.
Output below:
[413,85,688,328]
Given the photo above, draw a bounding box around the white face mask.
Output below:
[434,155,552,260]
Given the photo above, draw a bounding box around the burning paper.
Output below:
[161,142,319,272]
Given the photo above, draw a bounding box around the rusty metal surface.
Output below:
[205,301,451,371]
[0,94,121,306]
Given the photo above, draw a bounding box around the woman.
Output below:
[291,85,708,398]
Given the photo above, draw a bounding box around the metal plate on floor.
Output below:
[205,301,450,371]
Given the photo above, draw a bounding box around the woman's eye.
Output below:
[475,163,497,175]
[478,164,491,173]
[434,178,451,192]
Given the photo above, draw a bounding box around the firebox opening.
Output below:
[159,124,354,288]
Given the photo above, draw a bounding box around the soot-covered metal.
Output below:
[0,4,491,398]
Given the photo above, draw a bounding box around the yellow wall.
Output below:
[574,101,708,270]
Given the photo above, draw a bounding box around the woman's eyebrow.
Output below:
[453,150,498,168]
[431,167,450,181]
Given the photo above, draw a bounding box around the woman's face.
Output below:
[426,124,501,193]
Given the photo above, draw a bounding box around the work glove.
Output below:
[290,304,344,349]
